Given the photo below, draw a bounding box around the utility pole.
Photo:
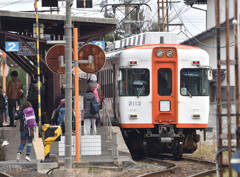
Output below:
[158,0,160,31]
[234,0,239,150]
[65,0,73,169]
[161,0,164,31]
[225,0,232,175]
[216,0,223,176]
[104,0,108,17]
[124,1,131,36]
[166,0,169,32]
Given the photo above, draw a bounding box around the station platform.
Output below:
[0,125,134,168]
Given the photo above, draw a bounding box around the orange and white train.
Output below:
[98,32,212,160]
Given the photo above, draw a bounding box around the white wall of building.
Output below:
[207,0,235,29]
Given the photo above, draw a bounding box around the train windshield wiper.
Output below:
[137,85,145,98]
[187,90,192,98]
[137,81,147,98]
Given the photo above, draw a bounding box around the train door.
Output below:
[152,48,178,124]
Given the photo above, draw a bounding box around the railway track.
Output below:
[138,157,219,177]
[0,171,13,177]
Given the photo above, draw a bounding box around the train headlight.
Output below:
[159,100,170,112]
[156,49,164,57]
[166,49,174,57]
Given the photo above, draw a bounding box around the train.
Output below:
[97,32,211,160]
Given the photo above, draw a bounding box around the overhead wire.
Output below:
[0,0,29,8]
[170,2,235,48]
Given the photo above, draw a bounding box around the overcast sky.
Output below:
[0,0,207,43]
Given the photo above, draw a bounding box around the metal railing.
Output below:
[58,98,118,160]
[102,100,118,159]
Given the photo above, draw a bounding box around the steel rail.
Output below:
[138,158,178,177]
[138,157,224,177]
[0,171,13,177]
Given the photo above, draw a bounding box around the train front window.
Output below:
[119,69,150,96]
[180,69,210,96]
[158,68,172,96]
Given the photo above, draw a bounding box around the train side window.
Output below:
[158,69,172,96]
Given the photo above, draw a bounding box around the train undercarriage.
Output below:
[121,125,201,160]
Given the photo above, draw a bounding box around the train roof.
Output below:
[106,32,202,52]
[125,43,201,50]
[106,43,203,60]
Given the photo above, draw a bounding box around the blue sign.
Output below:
[231,150,240,173]
[5,42,19,52]
[92,41,105,50]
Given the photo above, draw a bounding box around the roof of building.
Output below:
[0,10,117,42]
[184,0,207,6]
[180,17,234,46]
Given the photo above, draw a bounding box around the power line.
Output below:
[0,0,31,8]
[171,2,235,48]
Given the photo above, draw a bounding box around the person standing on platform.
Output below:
[55,85,65,109]
[83,84,98,135]
[7,71,23,127]
[87,74,101,126]
[0,88,6,127]
[27,74,45,125]
[2,89,8,124]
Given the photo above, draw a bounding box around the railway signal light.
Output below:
[77,0,93,8]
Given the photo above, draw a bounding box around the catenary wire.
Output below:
[170,2,235,48]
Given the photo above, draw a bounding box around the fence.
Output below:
[58,98,119,160]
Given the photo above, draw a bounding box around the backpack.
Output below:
[90,96,100,114]
[58,107,65,125]
[0,94,6,111]
[23,107,36,130]
[93,84,100,103]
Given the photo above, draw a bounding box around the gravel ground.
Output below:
[1,156,214,177]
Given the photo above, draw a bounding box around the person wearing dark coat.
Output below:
[84,85,98,135]
[55,85,65,109]
[27,75,45,125]
[87,74,101,126]
[51,99,75,134]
